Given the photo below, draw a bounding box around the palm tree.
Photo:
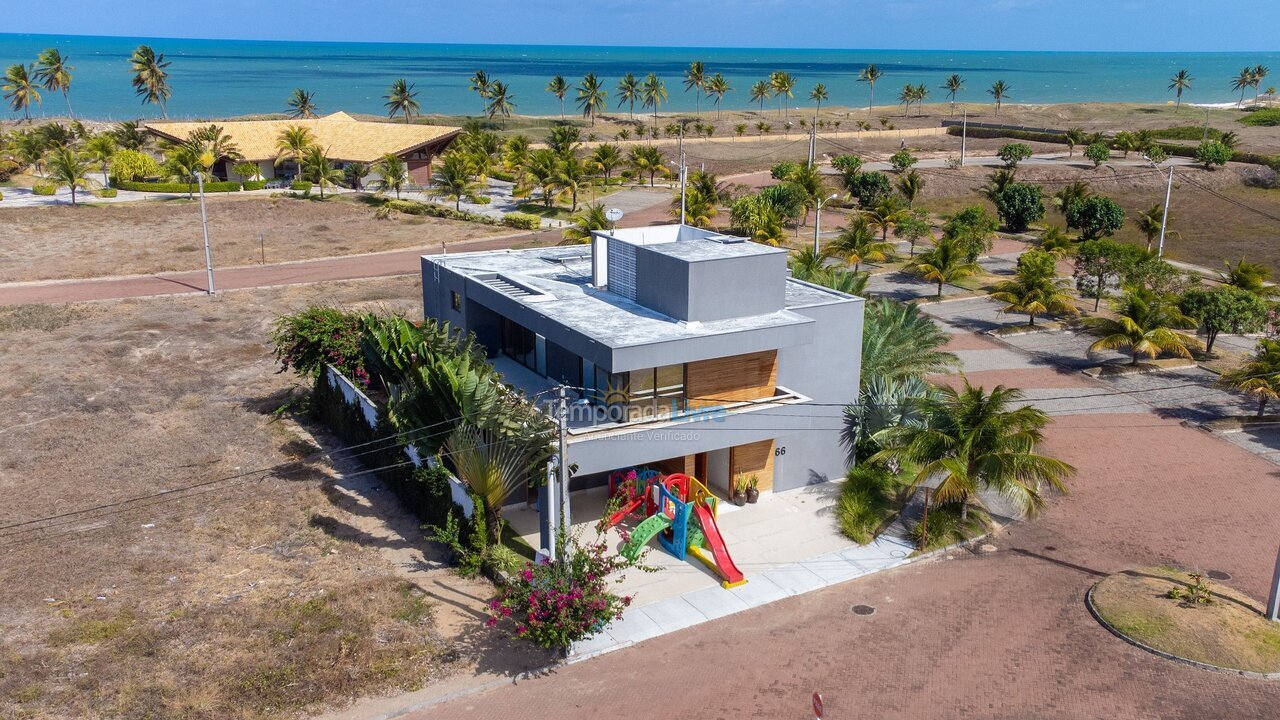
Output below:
[1037,226,1075,258]
[129,45,171,118]
[286,88,318,118]
[3,64,40,121]
[33,49,73,118]
[789,246,831,277]
[546,125,581,156]
[1064,127,1085,157]
[547,75,568,118]
[185,124,241,163]
[896,170,924,207]
[469,70,491,115]
[561,202,610,244]
[1220,258,1277,297]
[988,80,1009,115]
[84,134,117,186]
[1253,65,1270,105]
[1132,203,1168,253]
[615,73,639,119]
[906,236,981,298]
[864,195,907,244]
[1167,69,1192,110]
[683,61,707,116]
[809,83,829,121]
[980,168,1017,204]
[628,144,664,187]
[444,424,545,546]
[942,74,964,116]
[1084,288,1201,364]
[749,80,771,115]
[372,153,409,199]
[785,161,829,225]
[46,146,94,205]
[434,152,480,210]
[553,155,588,212]
[485,81,516,128]
[990,249,1077,327]
[112,120,146,150]
[1232,67,1254,105]
[860,296,959,383]
[898,84,916,117]
[384,79,420,123]
[576,73,607,127]
[274,126,314,171]
[841,374,936,461]
[299,145,342,198]
[1217,339,1280,417]
[520,148,560,206]
[858,64,883,116]
[707,73,730,120]
[234,161,262,182]
[770,71,796,122]
[873,380,1073,524]
[829,217,894,272]
[588,143,623,183]
[640,73,667,133]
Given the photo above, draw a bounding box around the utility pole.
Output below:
[677,126,687,224]
[813,193,836,254]
[807,124,816,166]
[1268,545,1280,621]
[1157,164,1173,258]
[556,385,571,548]
[960,107,968,167]
[196,169,215,294]
[1202,107,1211,143]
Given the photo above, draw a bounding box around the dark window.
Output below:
[450,290,462,311]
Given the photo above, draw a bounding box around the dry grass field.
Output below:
[0,278,543,720]
[0,195,509,283]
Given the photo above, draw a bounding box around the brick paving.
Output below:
[408,294,1280,720]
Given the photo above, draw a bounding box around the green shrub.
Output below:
[32,183,56,196]
[242,180,267,191]
[272,307,366,380]
[945,126,1065,144]
[113,180,241,193]
[1066,195,1125,240]
[1194,140,1232,169]
[489,169,517,183]
[502,212,541,230]
[0,190,4,202]
[1239,108,1280,127]
[908,502,990,552]
[997,142,1034,168]
[380,198,503,226]
[836,465,904,543]
[770,160,800,180]
[889,149,918,172]
[467,193,491,205]
[109,149,160,183]
[0,159,19,182]
[94,187,117,198]
[992,182,1045,232]
[1083,142,1111,167]
[1149,125,1224,141]
[290,180,313,192]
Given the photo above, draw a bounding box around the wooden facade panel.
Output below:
[731,439,774,493]
[685,350,777,408]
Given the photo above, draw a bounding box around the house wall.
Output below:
[685,252,786,321]
[685,350,778,408]
[731,439,775,493]
[408,158,432,184]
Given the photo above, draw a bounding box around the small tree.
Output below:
[1180,286,1270,353]
[109,148,159,183]
[894,208,931,257]
[844,170,891,208]
[1066,195,1125,240]
[905,236,981,298]
[1084,142,1111,168]
[997,142,1033,168]
[889,149,918,172]
[942,205,999,262]
[770,160,800,180]
[991,249,1078,327]
[992,182,1045,233]
[831,154,863,175]
[1073,238,1140,311]
[1217,339,1280,416]
[1194,139,1232,170]
[1085,288,1202,365]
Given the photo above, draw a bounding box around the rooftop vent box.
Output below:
[703,233,745,244]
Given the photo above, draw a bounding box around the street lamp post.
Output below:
[813,193,839,254]
[1144,154,1175,258]
[196,167,215,294]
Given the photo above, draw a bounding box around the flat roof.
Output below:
[594,225,785,262]
[428,245,856,349]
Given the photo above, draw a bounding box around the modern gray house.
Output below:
[420,224,863,505]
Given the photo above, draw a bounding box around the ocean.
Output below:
[1,33,1277,121]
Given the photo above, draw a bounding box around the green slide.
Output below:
[620,513,672,561]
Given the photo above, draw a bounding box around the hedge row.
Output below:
[290,180,313,192]
[379,198,541,230]
[95,188,117,198]
[242,180,267,191]
[311,373,469,537]
[945,125,1280,169]
[32,183,56,195]
[114,180,243,193]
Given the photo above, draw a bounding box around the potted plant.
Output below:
[731,477,748,506]
[745,475,760,504]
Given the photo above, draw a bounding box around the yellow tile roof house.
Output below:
[145,112,461,182]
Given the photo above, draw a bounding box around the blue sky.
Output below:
[7,0,1278,51]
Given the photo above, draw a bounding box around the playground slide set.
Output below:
[611,469,746,589]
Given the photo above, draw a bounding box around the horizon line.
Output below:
[2,31,1275,56]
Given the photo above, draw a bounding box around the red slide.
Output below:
[692,503,746,588]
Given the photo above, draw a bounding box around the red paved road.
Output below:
[410,416,1280,719]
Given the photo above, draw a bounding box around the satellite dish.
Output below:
[605,208,624,223]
